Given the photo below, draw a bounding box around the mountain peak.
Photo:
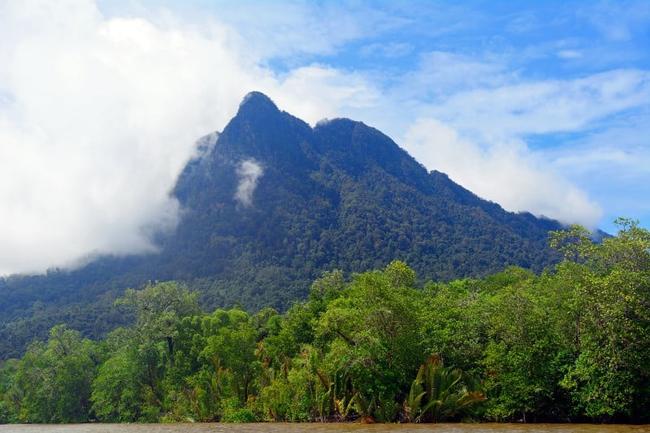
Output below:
[237,91,279,115]
[2,92,566,358]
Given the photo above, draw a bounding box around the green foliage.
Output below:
[91,344,158,422]
[258,345,330,422]
[1,223,649,423]
[221,398,257,422]
[481,273,569,421]
[91,282,200,422]
[7,325,98,423]
[313,261,424,422]
[198,309,259,404]
[417,278,488,374]
[118,281,200,360]
[0,360,19,423]
[404,355,485,422]
[554,219,650,420]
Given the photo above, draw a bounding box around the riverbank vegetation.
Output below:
[0,220,648,424]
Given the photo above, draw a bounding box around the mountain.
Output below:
[0,92,562,358]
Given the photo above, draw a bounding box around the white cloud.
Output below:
[402,118,603,227]
[234,159,263,207]
[393,61,650,228]
[582,0,650,42]
[0,0,378,275]
[360,42,413,59]
[272,66,380,125]
[394,51,511,100]
[152,0,407,61]
[546,115,650,227]
[427,69,650,139]
[557,49,582,59]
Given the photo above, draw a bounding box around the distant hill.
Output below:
[0,92,562,358]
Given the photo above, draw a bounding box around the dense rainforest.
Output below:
[1,220,648,424]
[0,92,565,359]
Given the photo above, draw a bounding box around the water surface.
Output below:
[1,424,648,433]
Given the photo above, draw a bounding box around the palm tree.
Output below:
[404,354,485,422]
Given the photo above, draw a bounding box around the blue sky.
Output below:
[1,0,649,273]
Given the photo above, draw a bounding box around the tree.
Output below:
[117,281,200,363]
[92,281,200,422]
[11,325,97,423]
[481,276,570,421]
[553,220,650,421]
[0,360,19,423]
[92,343,152,422]
[199,309,259,405]
[315,261,424,421]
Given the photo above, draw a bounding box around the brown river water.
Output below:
[0,424,648,433]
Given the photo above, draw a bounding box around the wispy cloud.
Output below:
[184,0,408,61]
[557,49,582,59]
[360,42,413,59]
[395,51,511,99]
[427,69,650,138]
[234,159,263,207]
[581,0,650,42]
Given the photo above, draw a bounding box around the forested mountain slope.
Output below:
[0,92,562,358]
